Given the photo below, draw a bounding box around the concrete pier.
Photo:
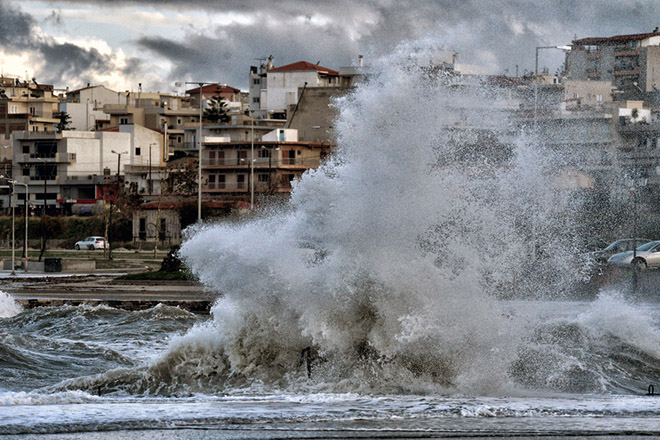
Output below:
[1,273,217,314]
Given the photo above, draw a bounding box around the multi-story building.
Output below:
[61,84,127,131]
[11,126,164,215]
[249,59,341,119]
[0,77,59,143]
[201,128,332,199]
[566,29,660,99]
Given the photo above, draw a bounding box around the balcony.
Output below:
[201,156,321,168]
[17,153,76,163]
[613,67,640,76]
[204,181,273,192]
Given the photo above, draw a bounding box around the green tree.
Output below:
[35,216,67,261]
[203,94,230,124]
[54,111,72,132]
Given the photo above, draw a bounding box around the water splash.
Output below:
[178,40,606,394]
[0,291,22,319]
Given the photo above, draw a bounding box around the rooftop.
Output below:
[269,61,339,76]
[574,29,660,45]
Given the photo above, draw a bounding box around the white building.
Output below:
[61,85,128,131]
[11,126,164,214]
[250,60,340,118]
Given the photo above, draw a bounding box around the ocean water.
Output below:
[3,40,660,438]
[2,296,660,438]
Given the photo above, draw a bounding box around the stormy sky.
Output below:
[2,0,659,93]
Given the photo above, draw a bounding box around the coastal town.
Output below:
[1,28,660,255]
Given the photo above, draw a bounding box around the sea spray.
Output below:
[0,291,22,319]
[179,40,591,393]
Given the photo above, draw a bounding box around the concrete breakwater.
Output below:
[1,274,217,314]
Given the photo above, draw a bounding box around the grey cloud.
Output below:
[0,1,35,47]
[0,0,146,88]
[5,0,660,91]
[36,41,114,85]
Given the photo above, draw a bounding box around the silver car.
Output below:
[607,240,660,269]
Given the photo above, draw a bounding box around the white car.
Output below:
[607,240,660,269]
[75,236,107,250]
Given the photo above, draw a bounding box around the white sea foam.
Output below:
[177,40,626,395]
[0,291,22,318]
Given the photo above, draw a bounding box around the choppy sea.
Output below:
[2,291,660,439]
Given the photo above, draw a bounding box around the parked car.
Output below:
[607,240,660,269]
[75,236,107,250]
[589,238,652,264]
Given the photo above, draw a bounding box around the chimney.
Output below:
[358,55,363,67]
[267,55,274,70]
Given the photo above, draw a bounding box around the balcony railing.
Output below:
[202,157,321,168]
[18,153,76,163]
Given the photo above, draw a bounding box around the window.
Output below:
[218,174,225,189]
[253,78,261,85]
[136,147,141,156]
[177,118,182,125]
[252,97,260,104]
[22,168,30,176]
[258,173,269,182]
[237,174,246,189]
[258,149,270,158]
[209,151,216,165]
[120,117,129,124]
[177,136,182,143]
[208,174,216,189]
[22,144,29,154]
[237,150,247,165]
[573,93,579,99]
[596,94,603,102]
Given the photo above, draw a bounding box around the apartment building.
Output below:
[61,85,127,131]
[201,128,332,198]
[249,59,341,118]
[11,125,164,215]
[0,77,59,142]
[566,29,660,98]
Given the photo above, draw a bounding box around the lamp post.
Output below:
[534,45,572,129]
[9,179,28,272]
[148,142,157,195]
[250,112,255,209]
[175,81,217,222]
[9,180,15,275]
[109,150,127,260]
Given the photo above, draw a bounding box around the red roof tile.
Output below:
[574,31,660,45]
[185,84,241,95]
[269,61,339,76]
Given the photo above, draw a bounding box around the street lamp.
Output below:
[251,112,254,209]
[8,179,28,273]
[534,45,572,129]
[148,142,157,194]
[175,81,217,222]
[109,150,127,260]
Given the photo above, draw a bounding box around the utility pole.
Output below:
[109,150,126,260]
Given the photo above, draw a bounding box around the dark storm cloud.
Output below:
[0,1,35,46]
[36,41,114,84]
[6,0,660,90]
[128,0,660,89]
[0,0,133,87]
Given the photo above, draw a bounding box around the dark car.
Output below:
[590,238,652,264]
